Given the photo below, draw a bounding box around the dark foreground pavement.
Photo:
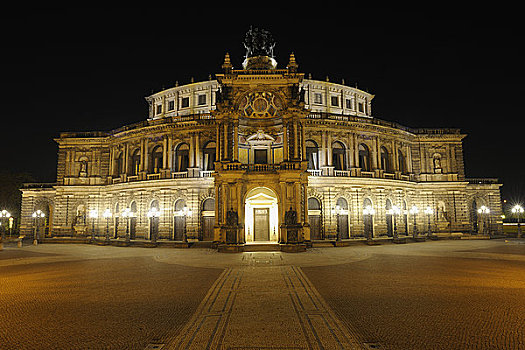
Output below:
[302,243,525,350]
[1,239,524,349]
[0,249,222,350]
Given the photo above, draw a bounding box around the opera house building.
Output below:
[20,31,503,251]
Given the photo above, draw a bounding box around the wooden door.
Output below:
[254,208,270,241]
[309,215,321,240]
[202,216,215,241]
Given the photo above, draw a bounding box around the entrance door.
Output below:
[253,208,270,241]
[309,215,321,240]
[202,216,215,241]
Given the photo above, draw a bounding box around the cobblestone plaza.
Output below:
[1,239,524,349]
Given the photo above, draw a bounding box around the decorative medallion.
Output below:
[240,91,283,118]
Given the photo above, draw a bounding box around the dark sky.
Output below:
[1,6,522,202]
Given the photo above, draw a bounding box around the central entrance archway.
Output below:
[245,187,279,243]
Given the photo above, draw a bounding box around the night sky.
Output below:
[1,6,521,203]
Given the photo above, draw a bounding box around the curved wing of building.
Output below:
[20,44,502,248]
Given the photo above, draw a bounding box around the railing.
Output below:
[171,171,188,179]
[127,175,139,182]
[361,171,375,178]
[384,172,395,179]
[334,170,351,177]
[307,169,322,176]
[467,178,499,184]
[146,173,161,180]
[200,170,215,177]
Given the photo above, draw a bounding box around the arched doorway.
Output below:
[336,197,349,239]
[173,199,187,241]
[306,140,319,170]
[244,187,278,243]
[385,199,393,237]
[308,197,322,240]
[148,200,160,240]
[201,198,215,241]
[129,201,137,240]
[363,198,374,239]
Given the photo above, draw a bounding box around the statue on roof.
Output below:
[243,26,276,59]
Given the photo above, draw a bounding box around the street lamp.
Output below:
[103,208,112,242]
[177,206,192,242]
[122,208,133,242]
[32,210,45,245]
[89,209,98,241]
[409,205,419,239]
[511,204,523,238]
[424,206,433,237]
[391,205,400,239]
[363,205,375,242]
[477,205,490,235]
[147,207,161,243]
[334,205,342,241]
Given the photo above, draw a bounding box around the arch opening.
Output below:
[244,187,279,243]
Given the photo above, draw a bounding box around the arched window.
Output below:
[130,149,141,176]
[174,143,190,172]
[149,146,163,173]
[380,146,390,172]
[115,151,124,175]
[358,143,370,171]
[332,141,346,170]
[306,140,319,170]
[203,141,216,171]
[398,149,406,174]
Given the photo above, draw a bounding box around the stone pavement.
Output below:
[161,262,361,349]
[1,239,525,349]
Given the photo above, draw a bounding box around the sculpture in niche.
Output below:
[226,207,239,226]
[433,153,442,174]
[285,206,298,226]
[78,157,88,177]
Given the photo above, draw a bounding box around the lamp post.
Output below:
[147,207,161,243]
[477,205,490,235]
[122,208,132,243]
[334,205,342,241]
[178,206,192,242]
[391,205,400,239]
[103,208,112,242]
[32,210,45,245]
[363,205,375,242]
[89,209,98,241]
[409,205,418,239]
[424,206,433,237]
[511,205,523,238]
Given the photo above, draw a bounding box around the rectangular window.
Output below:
[254,149,268,164]
[358,102,364,113]
[331,96,339,107]
[156,105,162,115]
[198,94,207,105]
[346,99,352,109]
[181,97,190,108]
[168,100,174,111]
[313,93,322,104]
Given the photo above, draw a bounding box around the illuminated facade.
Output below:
[20,30,503,249]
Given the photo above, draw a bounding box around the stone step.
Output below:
[243,243,281,252]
